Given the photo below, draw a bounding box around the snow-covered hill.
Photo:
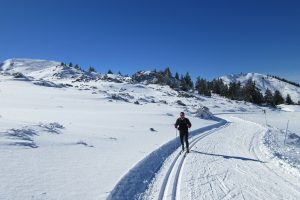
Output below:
[0,59,300,199]
[0,58,98,82]
[220,72,300,102]
[0,58,61,74]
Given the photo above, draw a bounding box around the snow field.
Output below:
[1,59,300,199]
[0,74,216,199]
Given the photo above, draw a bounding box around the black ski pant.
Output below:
[179,131,189,150]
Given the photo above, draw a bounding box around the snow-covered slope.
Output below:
[220,72,300,102]
[0,58,60,73]
[0,59,300,199]
[0,58,89,82]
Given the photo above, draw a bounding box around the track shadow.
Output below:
[191,150,265,163]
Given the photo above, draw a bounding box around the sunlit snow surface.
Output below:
[0,59,300,199]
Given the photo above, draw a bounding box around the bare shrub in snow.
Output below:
[176,100,186,106]
[193,106,215,120]
[12,72,27,79]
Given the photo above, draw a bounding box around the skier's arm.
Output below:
[174,119,179,128]
[187,119,191,128]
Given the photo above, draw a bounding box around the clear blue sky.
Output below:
[1,0,300,82]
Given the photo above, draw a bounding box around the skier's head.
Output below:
[180,112,185,119]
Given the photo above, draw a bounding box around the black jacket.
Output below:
[175,117,191,133]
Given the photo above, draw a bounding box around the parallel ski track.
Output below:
[158,122,230,200]
[249,128,300,193]
[233,117,300,193]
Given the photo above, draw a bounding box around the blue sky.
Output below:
[0,0,299,82]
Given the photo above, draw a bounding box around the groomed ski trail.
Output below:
[107,119,227,200]
[156,122,230,200]
[162,116,300,200]
[109,116,300,200]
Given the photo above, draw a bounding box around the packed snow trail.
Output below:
[107,120,227,200]
[179,117,300,199]
[157,122,230,200]
[143,117,300,200]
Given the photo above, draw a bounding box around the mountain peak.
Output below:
[220,72,300,102]
[0,58,87,81]
[0,58,61,73]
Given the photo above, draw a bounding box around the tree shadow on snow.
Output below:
[191,150,265,163]
[10,142,38,148]
[5,128,39,148]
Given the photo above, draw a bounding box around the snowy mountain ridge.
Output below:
[1,59,300,103]
[0,58,86,81]
[2,59,300,103]
[220,72,300,102]
[0,58,133,84]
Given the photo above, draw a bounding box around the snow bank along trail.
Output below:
[175,117,300,200]
[107,119,227,200]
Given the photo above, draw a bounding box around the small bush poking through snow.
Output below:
[111,94,129,102]
[12,72,27,79]
[150,128,157,132]
[39,122,64,134]
[176,100,186,106]
[159,100,167,104]
[32,80,63,88]
[193,106,215,119]
[76,140,94,147]
[6,128,38,148]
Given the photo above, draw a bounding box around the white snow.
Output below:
[220,72,300,102]
[0,59,300,200]
[142,117,300,200]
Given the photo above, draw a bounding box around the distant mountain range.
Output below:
[1,58,299,103]
[220,73,300,102]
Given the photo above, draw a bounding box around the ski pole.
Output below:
[264,109,267,126]
[175,128,178,151]
[284,120,290,146]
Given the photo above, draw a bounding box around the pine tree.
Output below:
[273,90,284,105]
[210,78,228,96]
[107,69,113,74]
[160,67,173,86]
[228,82,241,100]
[219,81,229,97]
[88,66,96,73]
[163,67,172,78]
[243,79,263,104]
[264,88,274,106]
[180,72,193,91]
[211,79,221,94]
[175,72,179,80]
[236,81,243,100]
[180,75,188,91]
[253,88,264,104]
[285,94,294,105]
[243,79,254,102]
[74,64,81,70]
[69,62,73,67]
[195,77,211,96]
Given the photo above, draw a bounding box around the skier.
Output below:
[174,112,192,153]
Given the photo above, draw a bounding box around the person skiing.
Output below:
[174,112,192,153]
